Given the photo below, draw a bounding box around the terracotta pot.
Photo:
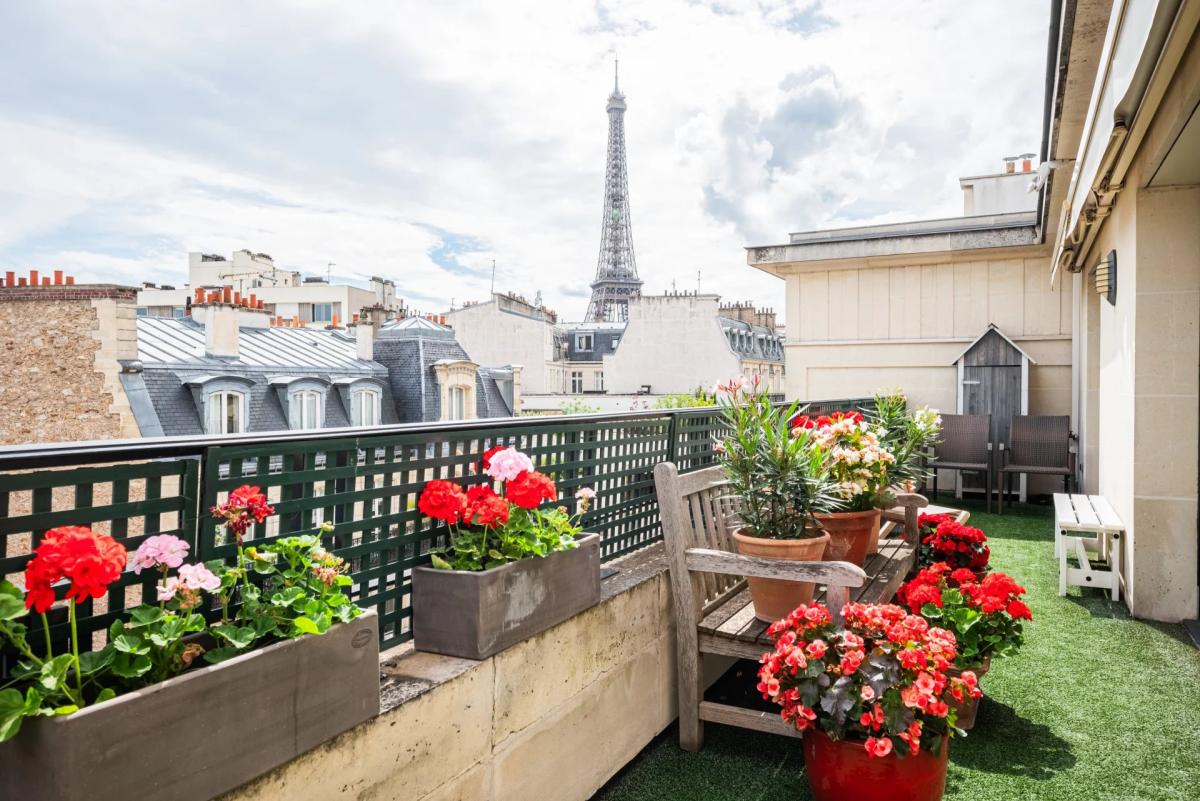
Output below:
[731,530,829,622]
[947,653,992,730]
[814,509,881,567]
[803,728,950,801]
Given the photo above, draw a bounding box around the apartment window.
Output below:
[312,303,333,323]
[449,387,467,420]
[595,372,605,392]
[173,307,186,319]
[351,388,381,426]
[575,334,593,351]
[206,390,245,435]
[136,307,148,318]
[289,389,324,430]
[570,371,583,393]
[611,338,619,350]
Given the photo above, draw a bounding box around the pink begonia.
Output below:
[177,563,222,592]
[483,447,535,483]
[131,534,190,574]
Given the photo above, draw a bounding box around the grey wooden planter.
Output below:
[0,609,380,801]
[412,533,602,660]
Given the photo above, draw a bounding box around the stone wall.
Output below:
[0,284,141,444]
[222,553,681,801]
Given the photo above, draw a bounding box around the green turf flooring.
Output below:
[591,501,1200,801]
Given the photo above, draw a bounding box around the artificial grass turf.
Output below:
[590,501,1200,801]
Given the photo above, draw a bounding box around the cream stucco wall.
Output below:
[604,295,742,395]
[445,301,557,395]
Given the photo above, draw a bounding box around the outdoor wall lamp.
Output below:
[1093,249,1117,306]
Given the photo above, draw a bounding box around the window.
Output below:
[289,389,324,430]
[575,334,593,351]
[206,390,245,434]
[595,372,605,392]
[449,387,467,420]
[611,338,619,350]
[570,371,583,393]
[136,307,148,317]
[312,303,333,323]
[351,388,381,426]
[173,307,186,319]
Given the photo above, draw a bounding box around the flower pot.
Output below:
[412,532,601,659]
[814,509,881,567]
[948,653,992,730]
[0,610,380,801]
[731,530,829,622]
[803,728,950,801]
[865,509,884,555]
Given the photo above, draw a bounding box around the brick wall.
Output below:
[0,285,140,444]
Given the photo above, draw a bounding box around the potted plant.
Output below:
[758,601,980,801]
[0,487,379,801]
[791,411,895,566]
[715,376,840,622]
[867,392,942,554]
[897,563,1031,728]
[918,516,990,573]
[411,446,600,659]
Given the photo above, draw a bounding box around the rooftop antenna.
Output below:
[697,270,701,292]
[490,259,496,294]
[327,262,335,282]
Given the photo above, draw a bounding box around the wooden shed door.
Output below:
[962,364,1021,449]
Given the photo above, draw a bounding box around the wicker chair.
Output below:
[998,415,1073,513]
[928,414,993,512]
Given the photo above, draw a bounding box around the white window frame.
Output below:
[206,390,247,435]
[312,302,333,323]
[570,371,584,394]
[351,387,382,427]
[448,386,467,420]
[575,333,593,351]
[289,389,324,430]
[595,371,605,392]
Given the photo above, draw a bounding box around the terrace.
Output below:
[1,404,1197,801]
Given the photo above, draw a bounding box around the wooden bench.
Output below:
[1054,493,1124,601]
[654,462,969,751]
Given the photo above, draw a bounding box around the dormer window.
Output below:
[351,387,382,426]
[206,390,246,434]
[576,333,593,351]
[289,389,324,430]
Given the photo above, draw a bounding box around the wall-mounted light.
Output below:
[1094,249,1117,306]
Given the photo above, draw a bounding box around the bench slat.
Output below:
[1070,494,1100,527]
[1089,495,1124,530]
[1053,492,1077,525]
[698,701,801,739]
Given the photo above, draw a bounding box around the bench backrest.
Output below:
[653,463,745,616]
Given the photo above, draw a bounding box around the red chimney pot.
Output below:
[65,276,75,286]
[53,270,63,286]
[29,270,39,286]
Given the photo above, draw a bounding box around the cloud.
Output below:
[0,0,1048,323]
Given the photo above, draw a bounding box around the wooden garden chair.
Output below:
[654,462,933,752]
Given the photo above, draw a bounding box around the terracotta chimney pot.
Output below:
[29,270,39,286]
[65,276,75,286]
[53,270,63,286]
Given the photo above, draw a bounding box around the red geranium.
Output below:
[23,526,127,613]
[211,484,275,541]
[418,479,470,524]
[465,484,509,528]
[920,519,990,571]
[506,471,557,510]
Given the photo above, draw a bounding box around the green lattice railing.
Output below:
[0,399,868,664]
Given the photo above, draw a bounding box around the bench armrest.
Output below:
[684,548,866,587]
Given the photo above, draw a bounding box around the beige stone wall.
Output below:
[0,291,139,444]
[223,568,678,801]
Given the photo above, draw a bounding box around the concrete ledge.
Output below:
[222,545,673,801]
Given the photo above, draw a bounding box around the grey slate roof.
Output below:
[718,316,784,362]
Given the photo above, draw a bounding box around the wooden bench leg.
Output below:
[676,624,704,752]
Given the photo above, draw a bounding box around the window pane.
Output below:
[225,392,241,434]
[312,303,333,323]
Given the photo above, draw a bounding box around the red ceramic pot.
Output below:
[803,728,950,801]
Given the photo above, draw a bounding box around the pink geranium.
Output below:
[130,534,190,574]
[483,447,535,483]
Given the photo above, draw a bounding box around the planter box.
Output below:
[0,609,380,801]
[413,533,602,660]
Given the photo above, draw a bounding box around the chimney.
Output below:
[191,285,241,358]
[353,318,375,360]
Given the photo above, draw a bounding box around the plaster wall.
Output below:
[445,302,557,394]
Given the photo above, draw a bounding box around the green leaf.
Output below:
[292,616,321,636]
[111,632,149,655]
[202,647,244,665]
[53,705,79,716]
[211,624,257,649]
[78,646,114,675]
[128,605,165,628]
[94,688,117,705]
[0,581,27,622]
[430,553,453,570]
[0,687,29,742]
[110,652,152,679]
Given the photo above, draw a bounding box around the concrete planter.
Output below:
[412,532,602,660]
[0,609,380,801]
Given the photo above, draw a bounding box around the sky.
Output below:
[0,1,1049,322]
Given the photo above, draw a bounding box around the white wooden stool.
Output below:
[1054,493,1124,601]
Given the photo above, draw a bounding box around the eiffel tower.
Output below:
[585,60,643,323]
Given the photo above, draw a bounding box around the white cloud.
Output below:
[0,0,1047,322]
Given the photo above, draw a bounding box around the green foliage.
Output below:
[560,399,601,415]
[869,389,942,494]
[431,506,583,571]
[654,388,717,409]
[715,382,841,539]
